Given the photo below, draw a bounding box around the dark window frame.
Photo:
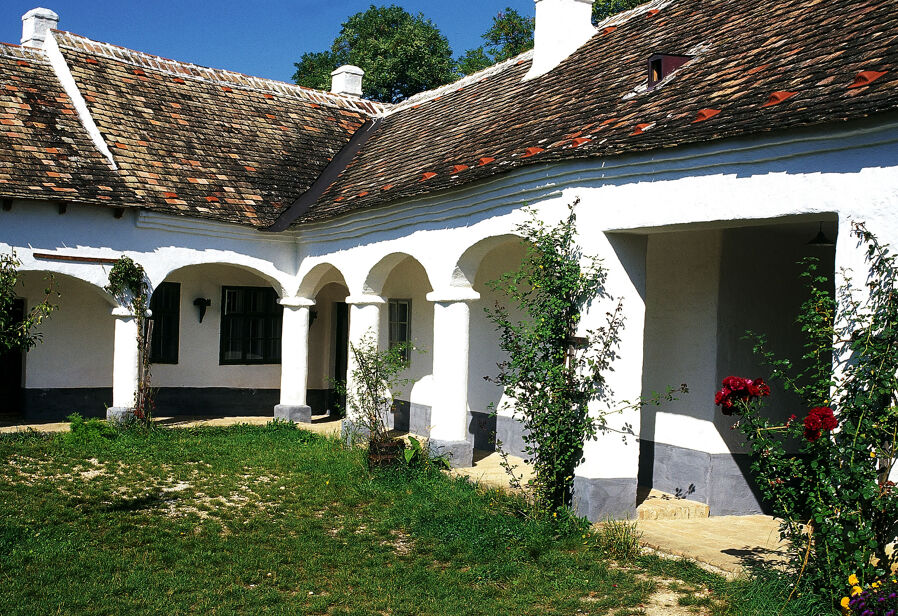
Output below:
[387,298,412,363]
[219,286,283,365]
[149,282,180,364]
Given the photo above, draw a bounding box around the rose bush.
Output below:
[716,223,897,607]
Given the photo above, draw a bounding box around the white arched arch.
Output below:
[297,262,350,299]
[153,260,288,298]
[450,234,525,290]
[363,252,434,296]
[16,263,116,306]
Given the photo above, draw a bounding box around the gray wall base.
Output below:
[643,440,766,516]
[496,414,529,459]
[274,404,312,424]
[154,387,279,416]
[468,410,497,451]
[429,439,473,468]
[392,400,433,437]
[572,477,638,521]
[22,387,111,420]
[106,407,134,424]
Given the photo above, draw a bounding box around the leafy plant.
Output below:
[593,517,643,560]
[66,412,118,441]
[403,435,450,470]
[340,330,410,449]
[716,222,898,605]
[0,250,58,354]
[486,199,625,514]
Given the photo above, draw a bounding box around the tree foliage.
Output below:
[457,7,535,75]
[0,251,57,354]
[592,0,647,23]
[293,5,456,103]
[486,200,624,513]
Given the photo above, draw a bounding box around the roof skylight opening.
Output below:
[647,53,693,89]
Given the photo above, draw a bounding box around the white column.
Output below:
[426,288,480,467]
[108,306,139,422]
[274,297,315,423]
[344,295,385,427]
[572,234,646,520]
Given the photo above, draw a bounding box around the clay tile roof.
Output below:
[0,43,136,206]
[48,30,390,227]
[296,0,898,224]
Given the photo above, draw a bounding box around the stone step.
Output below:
[636,488,710,520]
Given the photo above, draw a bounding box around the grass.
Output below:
[0,420,838,615]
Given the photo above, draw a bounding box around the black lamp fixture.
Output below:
[808,222,835,247]
[193,297,212,323]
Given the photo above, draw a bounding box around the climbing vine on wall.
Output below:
[486,199,625,514]
[106,256,154,423]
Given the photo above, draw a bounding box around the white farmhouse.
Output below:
[1,0,896,520]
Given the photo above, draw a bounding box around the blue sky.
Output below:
[1,1,534,82]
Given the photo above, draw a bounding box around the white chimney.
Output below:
[525,0,596,80]
[21,7,59,48]
[330,65,364,97]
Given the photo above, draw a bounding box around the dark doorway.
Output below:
[0,299,25,416]
[331,302,349,414]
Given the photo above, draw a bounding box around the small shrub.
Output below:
[67,413,117,441]
[593,517,642,560]
[716,223,898,604]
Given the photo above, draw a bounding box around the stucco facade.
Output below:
[2,0,898,520]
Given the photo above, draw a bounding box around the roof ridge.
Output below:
[383,49,535,117]
[0,42,48,60]
[51,30,390,116]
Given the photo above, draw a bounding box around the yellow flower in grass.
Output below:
[851,585,863,597]
[848,574,859,585]
[840,596,851,612]
[871,451,877,458]
[872,581,882,589]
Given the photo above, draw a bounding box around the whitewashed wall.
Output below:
[152,264,282,389]
[18,272,113,389]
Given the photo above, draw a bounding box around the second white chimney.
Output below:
[525,0,595,80]
[331,65,364,97]
[21,7,59,48]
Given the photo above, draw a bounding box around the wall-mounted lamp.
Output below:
[193,298,212,323]
[808,222,835,247]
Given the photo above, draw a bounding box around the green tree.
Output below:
[0,251,57,354]
[293,5,456,103]
[458,8,534,75]
[486,200,625,513]
[592,0,647,23]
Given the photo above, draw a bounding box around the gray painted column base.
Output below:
[274,404,312,424]
[429,439,474,468]
[572,476,638,522]
[106,407,134,424]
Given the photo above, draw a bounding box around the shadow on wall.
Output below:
[636,218,836,514]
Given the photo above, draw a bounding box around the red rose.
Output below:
[803,407,837,442]
[715,376,771,415]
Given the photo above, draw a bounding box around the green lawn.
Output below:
[0,421,831,615]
